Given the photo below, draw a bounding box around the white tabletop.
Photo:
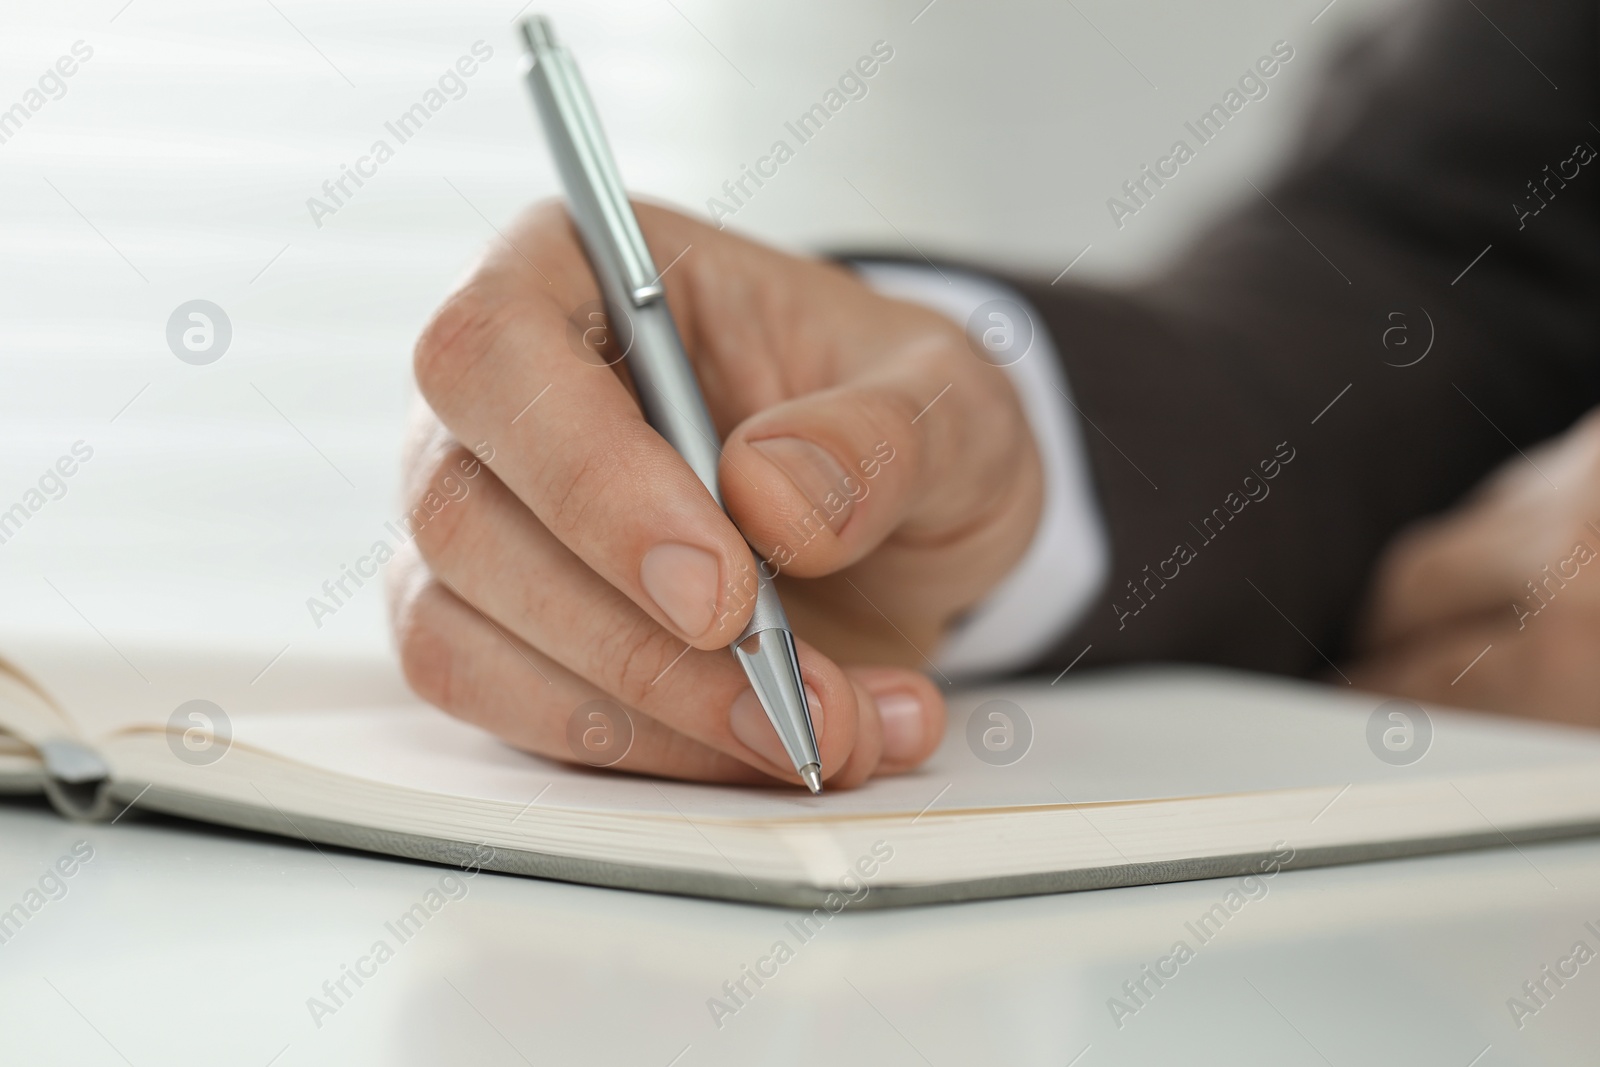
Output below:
[2,798,1595,1065]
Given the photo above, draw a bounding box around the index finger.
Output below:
[413,200,759,649]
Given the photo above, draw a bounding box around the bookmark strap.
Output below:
[38,739,114,821]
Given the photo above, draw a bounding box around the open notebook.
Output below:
[4,637,1600,908]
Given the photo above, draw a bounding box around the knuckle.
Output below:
[407,445,484,566]
[595,611,682,708]
[413,282,503,402]
[537,428,628,534]
[395,584,457,712]
[400,401,458,484]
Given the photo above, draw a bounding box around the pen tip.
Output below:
[800,764,823,795]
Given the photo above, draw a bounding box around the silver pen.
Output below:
[520,16,823,793]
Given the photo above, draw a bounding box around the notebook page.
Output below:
[0,632,410,742]
[102,664,1600,824]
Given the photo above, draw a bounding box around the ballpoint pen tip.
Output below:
[800,764,823,794]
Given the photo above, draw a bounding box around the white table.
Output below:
[2,798,1595,1065]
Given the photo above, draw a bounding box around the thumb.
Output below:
[719,370,954,580]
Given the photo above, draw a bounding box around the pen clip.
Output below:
[521,16,664,307]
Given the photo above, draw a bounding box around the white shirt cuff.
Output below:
[853,262,1108,678]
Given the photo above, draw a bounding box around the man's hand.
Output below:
[387,201,1043,788]
[1348,409,1600,726]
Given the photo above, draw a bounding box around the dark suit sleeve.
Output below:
[1003,0,1600,677]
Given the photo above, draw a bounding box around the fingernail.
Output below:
[730,686,825,770]
[872,689,924,763]
[751,437,854,533]
[640,542,720,638]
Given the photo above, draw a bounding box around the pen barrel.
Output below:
[624,304,796,642]
[550,161,799,641]
[523,49,725,502]
[618,302,726,506]
[522,19,817,778]
[618,306,810,757]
